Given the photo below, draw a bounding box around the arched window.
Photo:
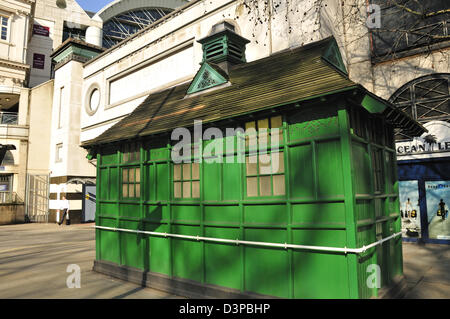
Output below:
[389,74,450,140]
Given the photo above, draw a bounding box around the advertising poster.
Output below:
[399,181,422,238]
[425,181,450,240]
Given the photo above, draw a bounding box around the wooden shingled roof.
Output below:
[82,37,425,147]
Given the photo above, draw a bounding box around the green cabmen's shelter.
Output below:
[82,22,425,299]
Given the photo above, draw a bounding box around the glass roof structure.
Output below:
[102,7,173,48]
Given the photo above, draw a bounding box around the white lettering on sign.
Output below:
[396,121,450,159]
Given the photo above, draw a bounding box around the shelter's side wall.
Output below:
[347,106,403,298]
[95,105,362,298]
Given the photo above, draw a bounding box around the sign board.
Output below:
[33,24,50,37]
[33,53,45,69]
[396,121,450,161]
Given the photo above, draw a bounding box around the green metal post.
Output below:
[338,107,360,299]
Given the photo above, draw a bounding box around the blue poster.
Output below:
[425,181,450,240]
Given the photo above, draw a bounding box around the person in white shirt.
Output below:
[58,195,70,226]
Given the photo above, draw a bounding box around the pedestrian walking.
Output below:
[58,195,70,226]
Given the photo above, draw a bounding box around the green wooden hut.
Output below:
[82,23,425,299]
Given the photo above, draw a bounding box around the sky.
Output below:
[75,0,114,13]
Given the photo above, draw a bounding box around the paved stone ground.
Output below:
[0,223,448,298]
[0,223,182,299]
[402,242,450,299]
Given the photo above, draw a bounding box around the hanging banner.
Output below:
[425,181,450,240]
[399,181,422,238]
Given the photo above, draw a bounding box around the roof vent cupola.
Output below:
[187,22,249,95]
[198,21,250,71]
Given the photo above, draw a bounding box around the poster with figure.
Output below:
[399,181,422,238]
[425,181,450,240]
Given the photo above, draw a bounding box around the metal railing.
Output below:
[0,112,18,125]
[95,225,402,255]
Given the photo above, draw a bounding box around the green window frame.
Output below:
[173,162,200,199]
[244,116,285,197]
[121,167,141,199]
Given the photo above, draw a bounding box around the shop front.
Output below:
[397,121,450,244]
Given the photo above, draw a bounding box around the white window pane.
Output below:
[174,182,181,198]
[174,164,181,181]
[259,176,272,196]
[258,118,269,129]
[192,162,200,180]
[135,184,141,197]
[247,177,258,197]
[271,116,282,128]
[246,155,257,175]
[245,121,255,130]
[135,168,140,182]
[192,181,200,198]
[129,185,135,198]
[273,175,285,196]
[271,152,284,174]
[183,182,191,198]
[259,154,271,175]
[129,169,135,182]
[122,169,128,182]
[122,184,128,198]
[183,163,191,180]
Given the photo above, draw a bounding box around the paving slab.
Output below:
[402,242,450,299]
[0,223,183,299]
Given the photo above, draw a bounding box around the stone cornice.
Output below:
[0,58,30,71]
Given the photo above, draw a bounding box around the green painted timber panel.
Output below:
[292,229,349,298]
[101,148,117,165]
[244,204,287,225]
[98,217,120,264]
[145,222,170,275]
[291,202,346,226]
[203,162,221,201]
[288,116,339,141]
[172,225,202,282]
[99,203,117,217]
[100,168,109,200]
[289,144,314,199]
[120,203,140,219]
[222,160,241,201]
[110,167,119,199]
[316,140,344,198]
[156,163,169,200]
[172,205,201,223]
[144,204,169,222]
[352,142,371,195]
[204,226,241,290]
[244,228,289,298]
[204,205,240,224]
[119,220,144,269]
